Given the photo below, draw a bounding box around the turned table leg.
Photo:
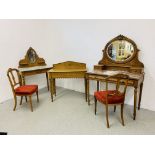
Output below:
[50,78,53,102]
[133,87,138,120]
[84,78,87,102]
[138,82,143,110]
[97,81,100,91]
[53,78,56,96]
[21,75,27,102]
[87,79,90,105]
[46,72,50,91]
[21,75,25,85]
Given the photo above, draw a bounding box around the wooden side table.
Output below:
[19,66,52,90]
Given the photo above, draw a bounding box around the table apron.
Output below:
[48,72,86,79]
[21,69,50,76]
[85,76,139,87]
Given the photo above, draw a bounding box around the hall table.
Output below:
[48,61,87,102]
[85,70,145,120]
[19,65,52,90]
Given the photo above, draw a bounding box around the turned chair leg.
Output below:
[105,104,110,128]
[20,96,23,105]
[13,96,17,111]
[36,91,39,102]
[114,105,116,112]
[121,104,125,126]
[29,96,33,112]
[94,96,97,115]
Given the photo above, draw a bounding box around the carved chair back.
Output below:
[7,68,22,93]
[105,74,129,102]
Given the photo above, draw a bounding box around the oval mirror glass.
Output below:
[107,40,134,62]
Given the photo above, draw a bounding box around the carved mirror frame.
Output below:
[19,47,46,68]
[99,35,139,64]
[98,35,144,69]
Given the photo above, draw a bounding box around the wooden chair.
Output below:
[94,74,129,128]
[7,68,39,112]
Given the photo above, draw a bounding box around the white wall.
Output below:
[0,20,65,103]
[0,19,155,111]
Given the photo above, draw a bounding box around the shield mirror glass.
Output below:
[27,49,37,64]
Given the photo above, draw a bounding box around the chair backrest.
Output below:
[7,68,22,93]
[105,73,129,95]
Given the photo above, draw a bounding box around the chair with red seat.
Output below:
[7,68,39,112]
[94,74,129,128]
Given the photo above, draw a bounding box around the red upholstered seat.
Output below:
[15,85,38,95]
[94,90,124,104]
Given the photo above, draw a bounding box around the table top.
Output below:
[87,70,144,80]
[19,65,52,72]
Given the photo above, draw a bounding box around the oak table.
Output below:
[48,61,87,102]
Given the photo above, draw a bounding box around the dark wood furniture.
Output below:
[86,35,144,120]
[94,74,129,128]
[48,61,87,102]
[7,68,39,112]
[18,47,52,90]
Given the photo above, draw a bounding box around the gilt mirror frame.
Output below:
[100,35,139,64]
[19,47,46,68]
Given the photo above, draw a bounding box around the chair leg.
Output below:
[121,104,125,126]
[36,91,39,103]
[114,105,116,112]
[13,96,17,111]
[94,96,97,115]
[105,104,110,128]
[25,96,27,102]
[29,96,33,112]
[20,96,23,105]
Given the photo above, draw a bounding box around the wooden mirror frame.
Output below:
[19,47,46,68]
[97,35,144,73]
[106,39,135,64]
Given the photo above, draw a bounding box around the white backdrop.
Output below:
[0,19,155,111]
